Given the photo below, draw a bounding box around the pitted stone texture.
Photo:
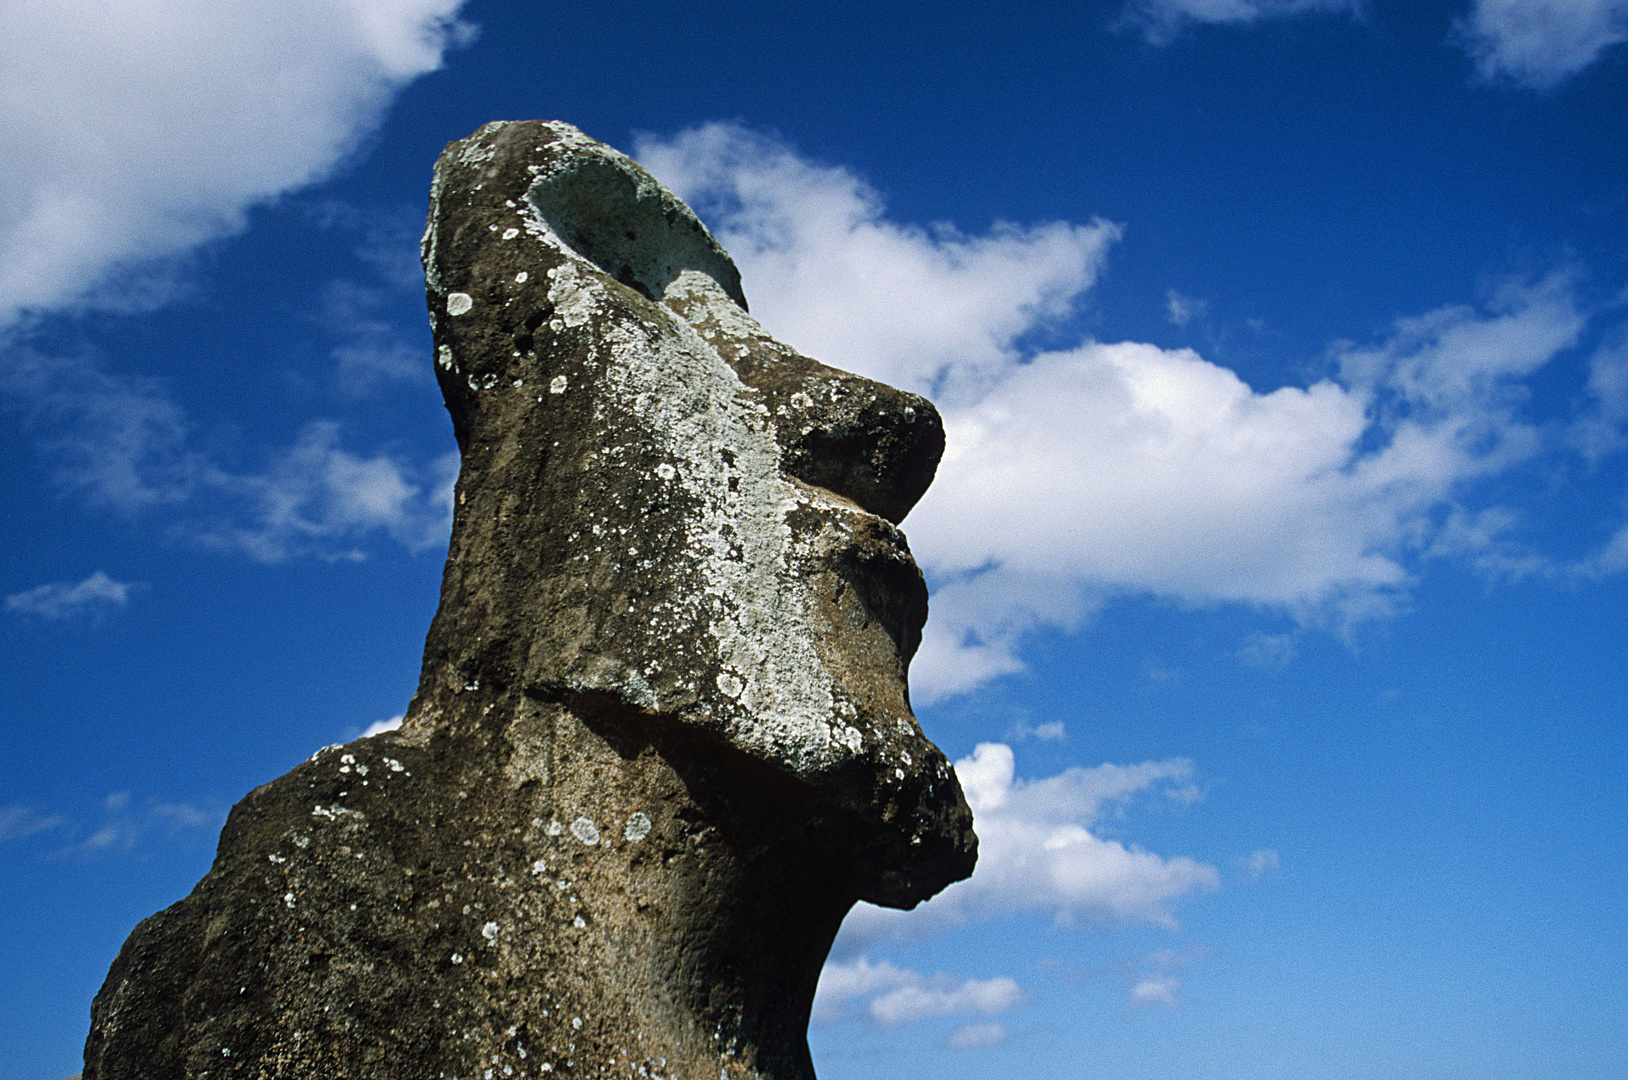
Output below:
[85,121,976,1080]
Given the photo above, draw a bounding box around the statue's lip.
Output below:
[834,507,930,655]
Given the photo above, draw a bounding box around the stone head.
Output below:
[410,120,973,908]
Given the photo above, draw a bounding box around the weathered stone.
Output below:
[83,121,976,1080]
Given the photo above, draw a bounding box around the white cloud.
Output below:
[73,791,216,853]
[1129,975,1181,1006]
[813,956,1024,1028]
[1574,328,1628,462]
[1244,847,1280,878]
[2,341,455,559]
[1453,0,1628,88]
[646,127,1608,700]
[634,123,1120,403]
[871,975,1024,1026]
[1118,0,1361,45]
[836,744,1218,954]
[816,741,1213,1030]
[911,271,1587,689]
[0,0,473,326]
[5,570,136,620]
[944,1022,1009,1049]
[1,347,198,512]
[193,420,457,562]
[1166,289,1208,327]
[0,805,68,843]
[1008,719,1067,742]
[1236,631,1297,668]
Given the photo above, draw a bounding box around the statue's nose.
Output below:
[752,359,944,524]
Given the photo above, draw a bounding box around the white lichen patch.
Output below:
[437,345,456,371]
[447,292,474,316]
[481,921,499,943]
[544,262,594,329]
[550,375,567,394]
[569,817,600,845]
[515,270,528,283]
[624,812,652,842]
[502,227,520,240]
[311,805,365,822]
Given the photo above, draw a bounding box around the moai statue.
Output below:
[84,121,976,1080]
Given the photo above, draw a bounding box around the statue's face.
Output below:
[423,121,974,905]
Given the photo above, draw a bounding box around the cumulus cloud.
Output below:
[0,0,473,326]
[911,270,1587,690]
[813,957,1023,1028]
[5,570,137,620]
[1118,0,1361,44]
[835,743,1218,955]
[1453,0,1628,88]
[638,123,1613,699]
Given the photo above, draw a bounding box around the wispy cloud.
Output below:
[1129,974,1181,1006]
[0,805,69,843]
[1166,289,1208,327]
[1243,847,1281,879]
[1117,0,1362,45]
[2,793,216,854]
[944,1021,1009,1049]
[1127,943,1210,1006]
[71,792,216,854]
[5,570,137,620]
[188,420,457,562]
[0,0,473,327]
[637,125,1628,700]
[1007,719,1067,742]
[2,345,455,562]
[1453,0,1628,88]
[309,203,438,396]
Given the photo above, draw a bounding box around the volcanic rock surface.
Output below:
[83,120,977,1080]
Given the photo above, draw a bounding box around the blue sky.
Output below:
[3,1,1626,1077]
